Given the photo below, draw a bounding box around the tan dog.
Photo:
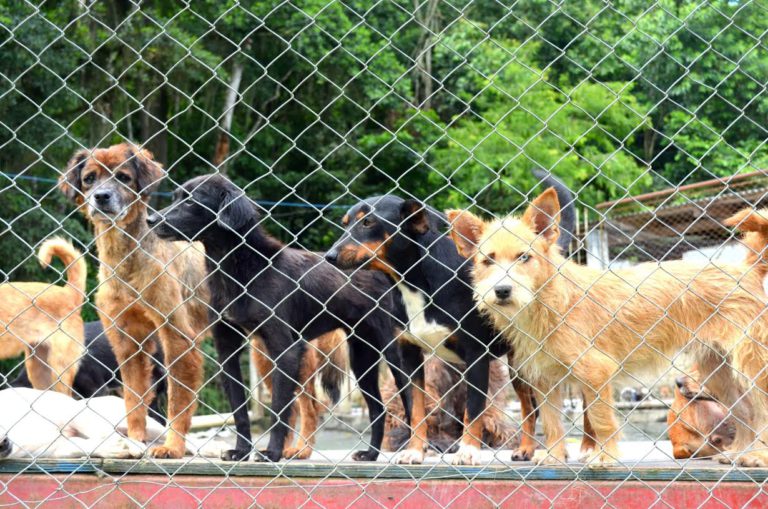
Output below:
[250,329,347,459]
[0,238,86,395]
[59,143,210,459]
[448,190,768,466]
[668,373,735,460]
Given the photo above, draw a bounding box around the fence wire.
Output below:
[1,0,768,507]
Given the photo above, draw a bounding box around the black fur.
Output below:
[325,170,576,456]
[147,174,412,462]
[9,321,167,424]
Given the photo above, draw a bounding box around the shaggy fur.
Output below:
[148,174,410,462]
[381,357,516,452]
[59,143,210,459]
[250,329,347,459]
[0,237,86,395]
[449,189,768,466]
[667,372,735,460]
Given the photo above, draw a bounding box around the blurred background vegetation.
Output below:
[1,0,766,411]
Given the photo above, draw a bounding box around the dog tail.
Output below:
[725,208,768,276]
[38,237,87,304]
[532,168,576,252]
[316,329,348,404]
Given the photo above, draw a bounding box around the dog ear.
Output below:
[59,150,89,205]
[128,146,165,197]
[724,208,768,233]
[446,209,485,258]
[218,189,255,232]
[400,199,430,235]
[522,187,561,243]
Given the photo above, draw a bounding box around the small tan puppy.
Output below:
[0,238,86,395]
[448,191,768,467]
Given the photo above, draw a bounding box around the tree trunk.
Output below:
[413,0,440,110]
[212,60,245,174]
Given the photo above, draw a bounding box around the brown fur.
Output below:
[250,329,347,459]
[381,357,516,451]
[0,237,87,395]
[449,190,768,466]
[59,143,210,459]
[668,372,736,460]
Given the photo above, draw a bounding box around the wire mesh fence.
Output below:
[1,0,768,507]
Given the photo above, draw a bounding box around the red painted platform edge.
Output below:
[0,474,766,509]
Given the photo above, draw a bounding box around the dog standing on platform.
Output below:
[450,190,768,466]
[148,174,411,462]
[59,144,209,459]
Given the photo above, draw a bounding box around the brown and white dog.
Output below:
[0,237,86,395]
[448,190,768,466]
[59,143,210,459]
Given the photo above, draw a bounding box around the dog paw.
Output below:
[254,449,282,462]
[352,449,379,461]
[452,444,481,466]
[283,447,311,460]
[577,446,595,463]
[149,445,184,459]
[393,448,425,465]
[736,451,768,467]
[221,448,251,461]
[511,446,535,462]
[582,449,618,468]
[532,448,567,465]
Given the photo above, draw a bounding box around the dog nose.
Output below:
[324,249,338,265]
[0,437,11,457]
[494,285,512,300]
[146,213,159,227]
[94,190,111,204]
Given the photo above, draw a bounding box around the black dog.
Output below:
[9,321,167,424]
[147,174,412,462]
[325,169,576,464]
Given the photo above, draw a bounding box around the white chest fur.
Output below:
[397,283,463,364]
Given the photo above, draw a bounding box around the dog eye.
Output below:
[116,173,131,184]
[362,217,374,228]
[481,257,493,266]
[82,173,95,185]
[518,253,530,263]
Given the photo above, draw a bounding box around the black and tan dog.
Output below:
[325,171,589,464]
[147,174,411,462]
[59,143,210,459]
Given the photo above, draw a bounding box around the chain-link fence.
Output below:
[2,1,768,507]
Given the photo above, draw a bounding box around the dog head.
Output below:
[148,173,257,242]
[0,427,11,459]
[59,143,164,225]
[447,187,562,314]
[668,375,735,459]
[325,195,443,279]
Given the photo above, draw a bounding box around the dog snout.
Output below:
[146,212,161,228]
[494,285,512,301]
[0,437,11,458]
[93,190,113,205]
[324,249,339,265]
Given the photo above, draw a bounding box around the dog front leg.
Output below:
[510,376,538,461]
[256,335,303,462]
[212,321,252,461]
[579,382,620,466]
[151,326,203,459]
[394,341,427,465]
[533,382,568,465]
[453,349,489,466]
[101,320,153,443]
